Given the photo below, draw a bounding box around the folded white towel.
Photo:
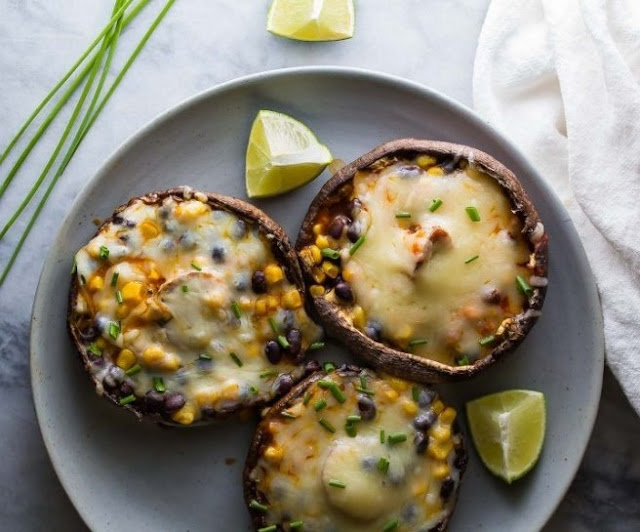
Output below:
[474,0,640,415]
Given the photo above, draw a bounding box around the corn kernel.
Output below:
[432,399,445,415]
[171,404,195,426]
[465,166,484,180]
[412,480,429,496]
[310,285,325,297]
[427,167,445,176]
[309,245,322,264]
[160,354,181,372]
[440,407,457,425]
[116,349,136,370]
[148,269,162,282]
[416,154,437,169]
[395,324,413,342]
[204,292,225,309]
[219,383,239,401]
[429,424,452,442]
[264,264,284,285]
[264,445,284,463]
[142,346,164,365]
[299,248,315,267]
[431,461,450,480]
[122,281,144,303]
[384,389,399,401]
[282,289,302,310]
[428,441,453,461]
[322,261,340,279]
[402,400,419,417]
[174,201,208,221]
[239,296,254,312]
[315,235,330,249]
[311,267,326,284]
[388,377,409,392]
[254,297,268,316]
[139,220,160,239]
[352,305,366,328]
[87,275,104,292]
[195,388,218,407]
[267,295,280,311]
[312,223,324,236]
[342,267,353,282]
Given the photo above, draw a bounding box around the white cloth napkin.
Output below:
[473,0,640,415]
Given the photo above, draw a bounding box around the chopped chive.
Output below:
[516,275,533,296]
[321,248,340,260]
[290,521,304,530]
[70,258,77,275]
[268,317,279,333]
[231,301,242,319]
[258,526,277,532]
[181,284,188,293]
[191,262,202,271]
[380,429,386,444]
[250,386,259,395]
[479,334,496,347]
[119,394,136,405]
[108,321,120,339]
[110,271,119,287]
[260,370,278,379]
[249,500,268,513]
[153,377,165,393]
[347,415,362,423]
[125,364,141,376]
[115,290,123,304]
[318,418,336,433]
[198,353,212,361]
[360,376,367,389]
[377,457,390,474]
[303,392,312,405]
[457,356,470,366]
[277,335,290,349]
[412,386,420,402]
[355,386,375,396]
[345,423,357,437]
[230,352,243,367]
[328,479,346,489]
[349,235,366,255]
[383,518,399,531]
[99,245,109,260]
[309,341,325,351]
[408,338,428,348]
[465,254,479,264]
[281,411,297,419]
[387,433,407,445]
[465,206,481,222]
[87,343,102,356]
[429,198,443,212]
[318,380,346,403]
[314,399,327,411]
[80,274,86,285]
[395,212,412,219]
[323,362,335,373]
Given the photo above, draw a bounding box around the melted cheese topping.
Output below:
[71,193,321,424]
[249,372,463,531]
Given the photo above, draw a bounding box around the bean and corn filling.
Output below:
[70,191,322,425]
[299,154,546,366]
[247,368,465,532]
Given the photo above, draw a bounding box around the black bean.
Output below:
[418,389,436,408]
[357,395,377,420]
[163,392,186,414]
[304,360,322,376]
[328,215,350,239]
[79,325,100,341]
[274,374,293,396]
[265,341,282,365]
[212,245,226,263]
[251,271,267,293]
[413,410,437,430]
[145,390,165,412]
[414,432,428,454]
[482,287,502,305]
[397,165,422,178]
[232,219,248,239]
[113,215,137,227]
[441,158,458,173]
[286,329,302,358]
[197,358,213,372]
[364,320,383,342]
[201,406,216,419]
[334,282,354,303]
[346,223,360,243]
[440,477,455,499]
[119,382,133,397]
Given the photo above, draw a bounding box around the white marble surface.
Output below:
[0,1,638,530]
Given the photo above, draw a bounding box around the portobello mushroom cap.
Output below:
[296,139,548,382]
[68,187,322,426]
[244,365,467,531]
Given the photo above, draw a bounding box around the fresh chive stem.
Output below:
[289,521,304,530]
[318,418,335,433]
[464,254,479,264]
[318,380,346,403]
[323,362,335,373]
[108,321,120,339]
[258,526,277,532]
[412,386,420,402]
[346,415,362,423]
[268,317,279,333]
[383,518,399,531]
[260,370,278,379]
[321,248,340,260]
[153,376,165,392]
[116,290,123,304]
[387,433,407,445]
[230,352,243,367]
[87,343,102,356]
[125,364,141,376]
[198,353,212,361]
[328,479,346,489]
[429,198,443,212]
[249,500,268,513]
[355,386,375,396]
[191,262,202,271]
[277,335,290,349]
[110,271,119,287]
[395,212,411,219]
[231,301,242,319]
[465,206,481,222]
[457,356,470,366]
[119,394,136,405]
[516,275,533,296]
[309,341,324,351]
[408,338,428,348]
[314,399,327,411]
[380,429,385,444]
[377,457,390,474]
[349,235,366,255]
[181,285,188,293]
[479,334,496,347]
[345,423,357,437]
[303,392,312,405]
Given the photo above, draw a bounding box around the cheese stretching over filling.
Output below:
[248,370,465,532]
[71,191,321,424]
[301,155,540,366]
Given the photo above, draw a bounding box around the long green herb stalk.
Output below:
[0,0,177,286]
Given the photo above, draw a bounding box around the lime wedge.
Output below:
[466,390,546,483]
[245,110,332,198]
[267,0,355,42]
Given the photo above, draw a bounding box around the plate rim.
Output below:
[30,65,604,530]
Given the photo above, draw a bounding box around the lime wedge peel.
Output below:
[267,0,355,42]
[466,390,546,484]
[245,110,332,198]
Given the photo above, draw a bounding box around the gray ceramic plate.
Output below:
[31,67,604,531]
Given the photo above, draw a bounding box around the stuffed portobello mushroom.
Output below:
[244,366,467,532]
[297,140,548,382]
[68,187,322,426]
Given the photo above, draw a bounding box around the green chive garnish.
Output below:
[314,399,327,411]
[479,334,496,347]
[119,394,136,406]
[231,301,242,319]
[395,212,411,219]
[465,206,481,221]
[408,338,428,349]
[516,275,533,296]
[260,370,278,379]
[125,364,141,376]
[115,290,123,304]
[360,376,367,389]
[346,415,362,423]
[258,526,277,532]
[290,521,304,530]
[87,343,102,356]
[303,392,312,405]
[199,353,212,361]
[412,386,420,402]
[387,433,407,445]
[249,500,268,513]
[345,423,357,437]
[349,235,366,255]
[230,352,243,367]
[383,518,399,531]
[80,274,86,285]
[99,245,109,260]
[318,418,336,433]
[191,262,202,271]
[380,429,386,444]
[321,248,340,260]
[429,198,443,212]
[318,380,346,403]
[328,479,346,489]
[250,386,259,395]
[323,362,335,373]
[181,285,188,293]
[457,356,470,366]
[108,321,120,339]
[277,335,290,349]
[110,271,119,287]
[355,386,375,396]
[309,341,325,351]
[70,258,77,275]
[153,377,165,393]
[378,457,390,474]
[268,317,279,333]
[465,254,479,264]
